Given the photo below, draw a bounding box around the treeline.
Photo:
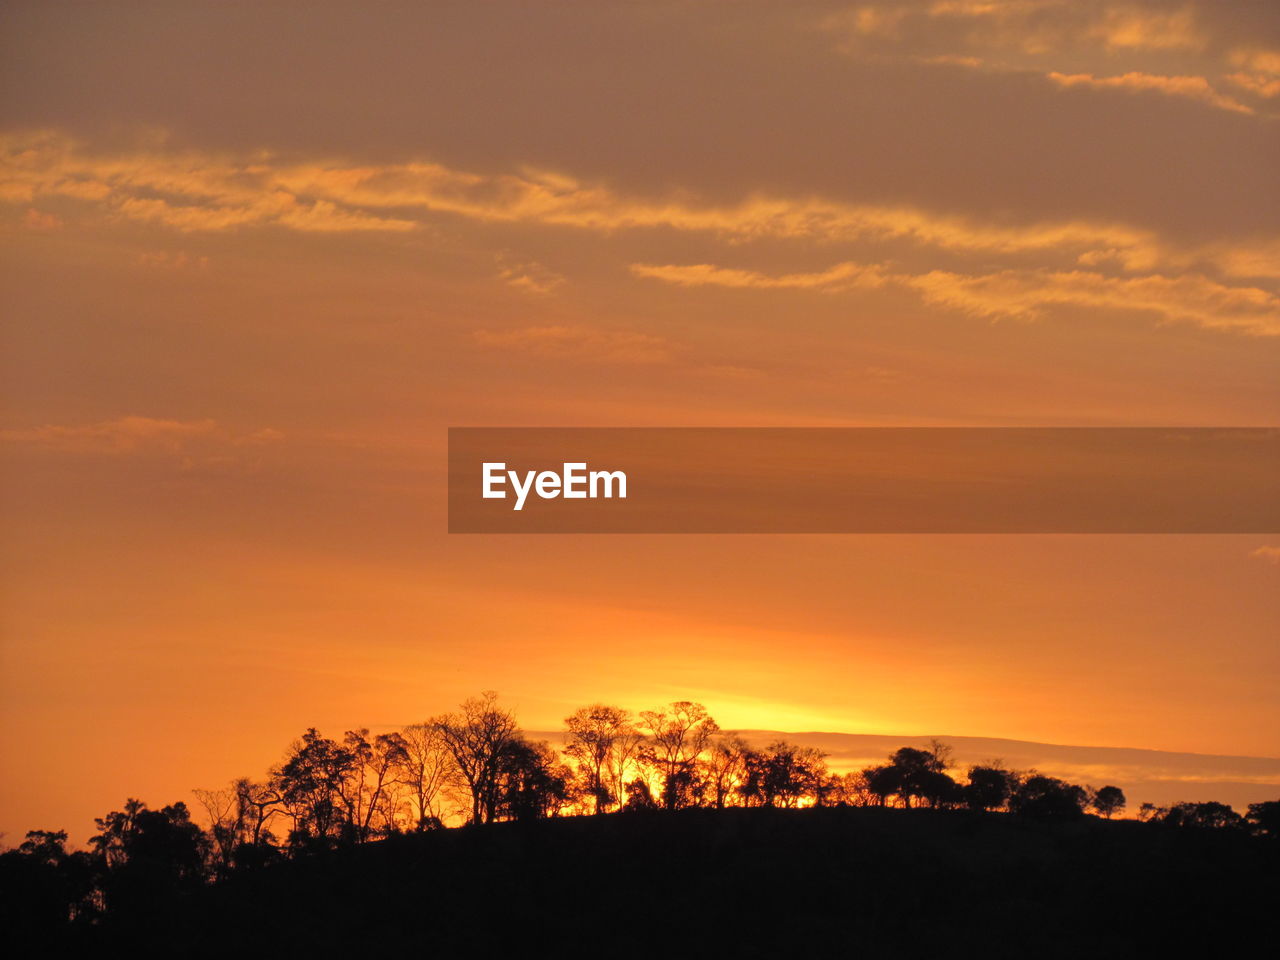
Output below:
[3,692,1278,936]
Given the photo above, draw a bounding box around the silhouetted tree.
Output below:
[827,771,877,807]
[706,735,751,809]
[964,765,1019,812]
[234,777,284,849]
[1155,801,1243,830]
[563,704,639,814]
[193,786,244,875]
[1091,785,1126,819]
[740,741,828,808]
[400,722,452,830]
[862,764,900,806]
[497,740,573,821]
[272,729,359,844]
[91,800,208,914]
[638,702,719,810]
[872,747,954,808]
[435,691,521,825]
[344,729,410,840]
[1008,776,1088,819]
[623,778,658,811]
[1246,800,1280,839]
[0,829,97,936]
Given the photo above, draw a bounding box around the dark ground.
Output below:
[24,807,1280,958]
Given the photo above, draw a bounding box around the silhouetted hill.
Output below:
[69,807,1277,958]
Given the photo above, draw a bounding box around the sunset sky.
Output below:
[1,1,1278,842]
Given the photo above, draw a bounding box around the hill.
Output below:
[62,807,1279,958]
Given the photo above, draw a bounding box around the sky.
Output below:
[1,0,1278,843]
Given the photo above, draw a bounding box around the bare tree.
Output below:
[564,704,638,814]
[638,701,719,810]
[192,786,242,873]
[343,729,410,840]
[435,692,521,825]
[705,734,751,809]
[234,778,283,846]
[400,722,452,829]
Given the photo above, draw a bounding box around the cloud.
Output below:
[1224,48,1280,99]
[1225,72,1280,99]
[1047,71,1252,114]
[0,131,1164,263]
[1,416,218,452]
[496,258,565,295]
[1087,6,1203,52]
[136,250,209,270]
[824,2,1280,118]
[23,207,61,231]
[1,131,416,234]
[472,326,672,364]
[5,129,1278,306]
[0,416,284,459]
[632,260,1280,336]
[1250,545,1280,565]
[904,268,1280,335]
[827,1,1209,55]
[630,261,890,292]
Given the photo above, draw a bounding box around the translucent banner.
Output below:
[448,428,1280,533]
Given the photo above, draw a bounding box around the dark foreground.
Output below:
[19,807,1280,957]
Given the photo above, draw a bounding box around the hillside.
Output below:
[48,806,1279,958]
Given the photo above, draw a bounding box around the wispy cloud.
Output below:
[0,131,1163,260]
[496,257,565,295]
[5,129,1278,338]
[633,260,1280,336]
[23,207,61,231]
[824,2,1278,117]
[6,130,1278,282]
[473,326,672,364]
[1047,71,1252,114]
[1250,545,1280,565]
[0,416,283,461]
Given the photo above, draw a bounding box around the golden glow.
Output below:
[1,0,1278,845]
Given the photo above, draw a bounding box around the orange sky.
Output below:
[1,0,1278,843]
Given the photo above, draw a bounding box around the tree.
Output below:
[739,741,828,808]
[0,829,97,934]
[1009,775,1088,819]
[827,771,877,807]
[193,786,243,874]
[400,722,452,830]
[873,747,953,808]
[564,704,639,814]
[435,691,521,825]
[90,800,209,914]
[638,702,719,810]
[862,765,900,806]
[233,777,284,848]
[1155,801,1243,830]
[343,729,410,840]
[1246,799,1280,839]
[705,735,751,809]
[272,729,359,844]
[496,740,573,821]
[1091,785,1126,819]
[964,765,1019,812]
[623,777,658,811]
